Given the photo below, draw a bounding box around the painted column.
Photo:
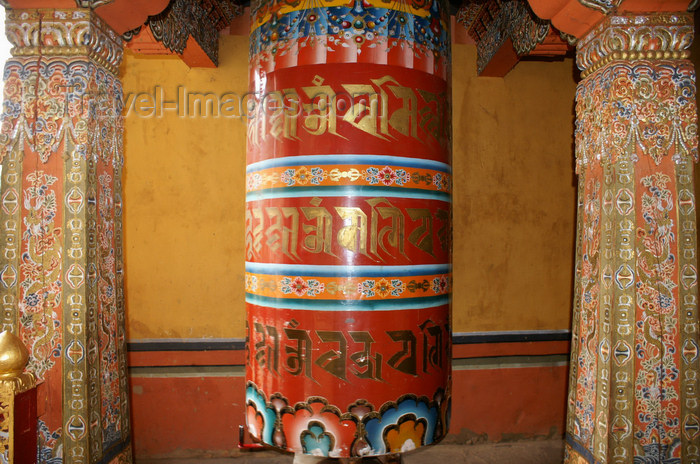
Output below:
[0,9,131,464]
[566,11,700,463]
[244,0,451,458]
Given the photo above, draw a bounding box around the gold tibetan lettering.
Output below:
[419,319,443,373]
[407,208,434,257]
[267,89,300,141]
[266,206,300,260]
[301,197,335,256]
[341,83,388,140]
[245,206,264,259]
[367,197,406,259]
[417,89,444,143]
[387,330,417,376]
[349,331,383,381]
[436,209,450,252]
[284,327,314,379]
[335,206,369,257]
[315,330,347,381]
[302,78,345,139]
[372,76,418,138]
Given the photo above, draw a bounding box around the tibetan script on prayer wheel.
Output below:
[245,0,452,457]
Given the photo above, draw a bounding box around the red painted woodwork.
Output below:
[527,0,692,39]
[128,352,568,458]
[14,387,38,464]
[4,0,169,34]
[480,37,521,77]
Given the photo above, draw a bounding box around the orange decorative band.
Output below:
[576,12,693,77]
[245,272,451,300]
[245,263,451,310]
[246,164,450,194]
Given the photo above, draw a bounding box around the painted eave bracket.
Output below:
[456,0,571,77]
[124,0,245,68]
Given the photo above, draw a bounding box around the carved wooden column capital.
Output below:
[1,0,170,34]
[576,11,694,76]
[5,8,123,74]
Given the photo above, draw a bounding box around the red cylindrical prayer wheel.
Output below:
[245,0,451,458]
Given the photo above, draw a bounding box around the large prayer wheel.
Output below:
[244,0,452,458]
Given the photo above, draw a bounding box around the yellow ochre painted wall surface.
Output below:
[122,35,577,340]
[451,46,577,333]
[122,35,249,339]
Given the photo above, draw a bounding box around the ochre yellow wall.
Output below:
[451,47,577,332]
[122,37,577,340]
[122,35,249,339]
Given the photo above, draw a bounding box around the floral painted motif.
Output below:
[37,419,61,464]
[431,276,449,294]
[281,166,326,186]
[357,278,409,298]
[384,414,426,452]
[250,0,450,61]
[245,383,277,445]
[373,278,405,297]
[575,62,698,172]
[247,172,263,190]
[364,166,411,186]
[97,171,121,447]
[280,276,325,296]
[356,276,435,298]
[301,421,335,456]
[1,10,131,462]
[19,171,62,381]
[246,274,259,292]
[358,280,376,297]
[570,177,601,450]
[634,173,681,453]
[363,394,439,455]
[281,168,295,186]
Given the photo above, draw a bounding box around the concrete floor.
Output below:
[136,439,565,464]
